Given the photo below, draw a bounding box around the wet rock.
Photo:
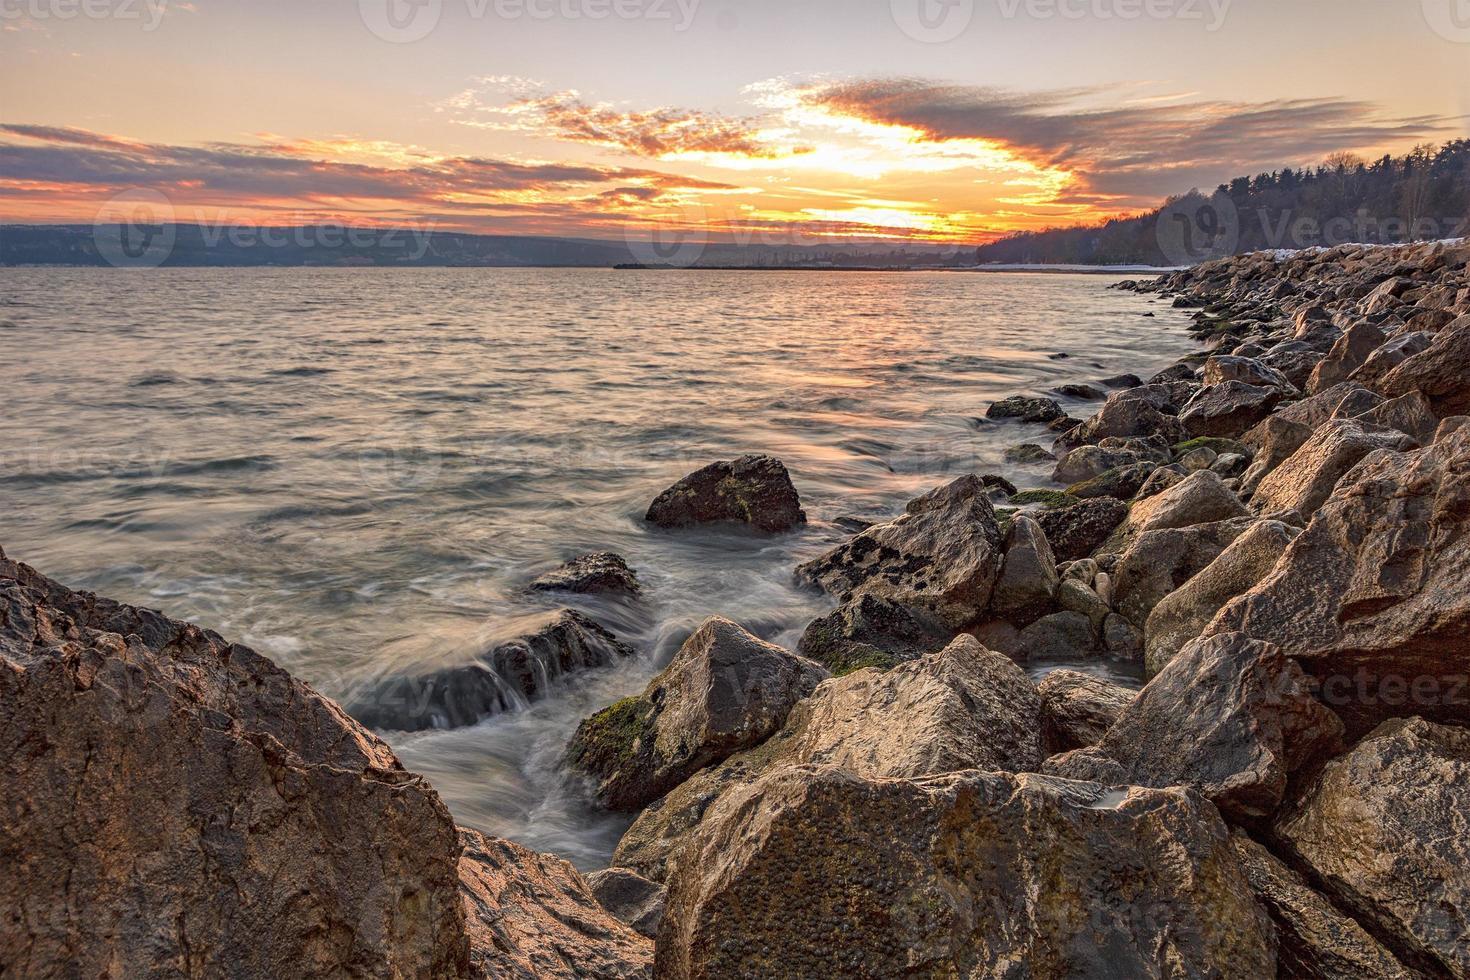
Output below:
[613,636,1044,882]
[1104,470,1250,555]
[657,767,1277,979]
[1260,341,1324,389]
[1239,416,1314,496]
[1056,578,1109,632]
[987,394,1065,423]
[1112,516,1255,627]
[795,475,1004,629]
[1056,386,1189,451]
[1005,442,1055,463]
[1144,518,1299,676]
[1100,372,1144,388]
[1052,382,1105,400]
[0,549,460,977]
[1019,610,1097,659]
[1180,381,1285,438]
[989,514,1060,627]
[1090,633,1344,823]
[1102,611,1144,662]
[531,552,642,597]
[646,454,806,533]
[1203,354,1297,392]
[1306,319,1387,393]
[796,593,952,675]
[1350,330,1433,389]
[1210,419,1470,734]
[1037,668,1135,752]
[1229,831,1412,980]
[1250,418,1413,519]
[1356,390,1440,446]
[1051,444,1150,484]
[1149,362,1198,384]
[1033,497,1128,563]
[1065,460,1158,501]
[459,830,653,979]
[1275,717,1470,977]
[979,472,1019,497]
[563,617,826,811]
[585,868,666,941]
[352,610,635,732]
[1377,315,1470,416]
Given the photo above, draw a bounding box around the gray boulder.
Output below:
[1037,668,1135,752]
[1019,610,1099,660]
[1033,497,1128,563]
[1275,717,1470,977]
[1306,319,1386,393]
[1055,386,1188,452]
[1180,381,1285,438]
[1112,516,1256,628]
[646,454,806,532]
[1065,461,1157,500]
[1091,633,1344,822]
[1103,469,1250,555]
[989,514,1060,627]
[563,617,827,812]
[1251,418,1414,518]
[796,475,1004,628]
[987,394,1065,422]
[531,552,641,597]
[1203,354,1297,392]
[585,868,666,941]
[657,767,1277,979]
[796,593,952,675]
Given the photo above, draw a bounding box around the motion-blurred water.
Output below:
[0,267,1194,868]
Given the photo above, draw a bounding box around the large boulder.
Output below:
[1256,381,1382,436]
[1037,668,1135,753]
[351,610,634,732]
[0,547,653,980]
[1053,386,1188,452]
[563,617,827,811]
[1102,470,1250,558]
[1238,416,1314,496]
[459,830,653,979]
[657,766,1277,979]
[1275,717,1470,977]
[1350,330,1433,389]
[989,514,1060,626]
[530,552,642,597]
[1357,390,1441,446]
[585,868,666,941]
[1209,418,1470,734]
[795,475,1004,628]
[1229,831,1412,980]
[1144,519,1299,676]
[1033,497,1128,563]
[646,454,806,532]
[1306,319,1386,393]
[1250,418,1413,519]
[1377,315,1470,417]
[612,636,1043,883]
[1203,354,1297,392]
[1180,381,1284,438]
[1084,633,1344,823]
[795,593,952,675]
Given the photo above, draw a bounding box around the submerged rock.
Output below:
[657,766,1277,979]
[1276,717,1470,978]
[530,552,642,597]
[646,454,806,533]
[351,610,635,732]
[563,617,826,812]
[459,830,653,979]
[795,475,1004,629]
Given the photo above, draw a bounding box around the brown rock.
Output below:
[646,454,806,532]
[1250,418,1413,519]
[1037,668,1135,752]
[1377,314,1470,417]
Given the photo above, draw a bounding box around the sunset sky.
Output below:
[1,0,1466,243]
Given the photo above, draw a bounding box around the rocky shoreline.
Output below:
[4,239,1468,977]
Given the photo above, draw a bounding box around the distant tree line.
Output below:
[974,139,1470,266]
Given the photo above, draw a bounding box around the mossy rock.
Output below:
[1008,489,1082,510]
[825,646,902,677]
[1171,437,1249,459]
[563,695,656,775]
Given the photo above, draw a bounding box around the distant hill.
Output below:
[975,139,1470,267]
[0,224,970,269]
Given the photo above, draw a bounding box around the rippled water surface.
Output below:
[1,267,1195,868]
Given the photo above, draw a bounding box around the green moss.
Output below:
[826,647,900,677]
[1171,437,1247,458]
[564,695,653,773]
[1008,489,1081,510]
